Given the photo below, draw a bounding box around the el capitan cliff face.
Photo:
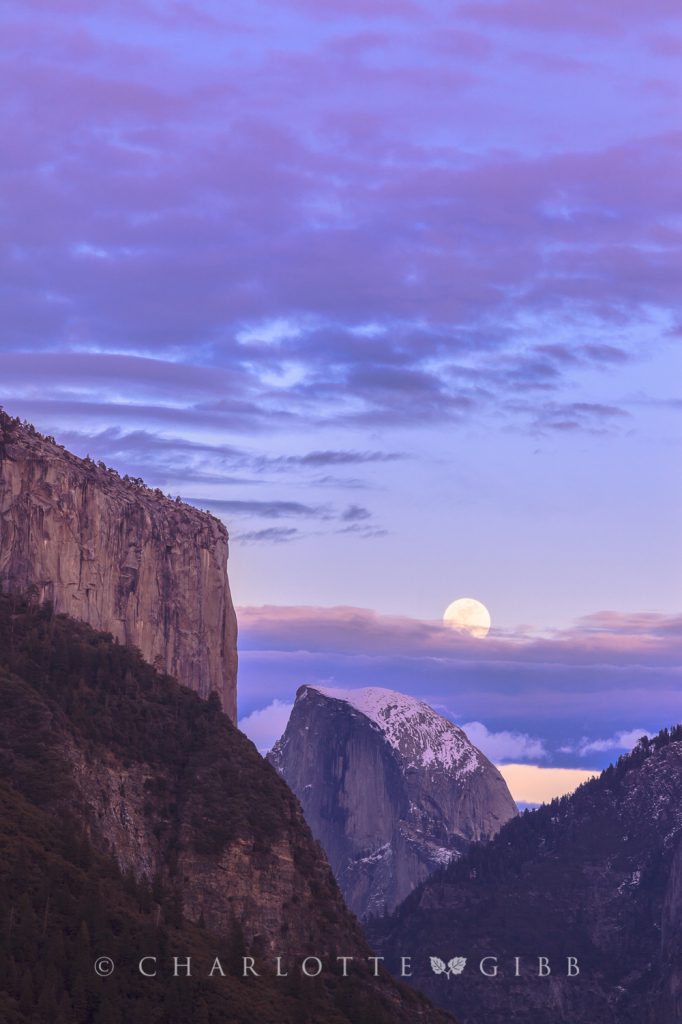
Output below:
[0,412,237,720]
[268,684,517,918]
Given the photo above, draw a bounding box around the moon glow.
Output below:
[443,597,491,638]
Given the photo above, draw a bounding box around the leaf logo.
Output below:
[448,957,467,976]
[430,956,467,978]
[430,957,447,975]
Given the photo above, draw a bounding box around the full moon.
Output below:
[443,597,491,638]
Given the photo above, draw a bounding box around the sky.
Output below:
[2,0,681,801]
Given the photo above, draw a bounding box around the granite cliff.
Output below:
[0,410,237,720]
[371,726,682,1024]
[268,685,517,918]
[0,597,453,1024]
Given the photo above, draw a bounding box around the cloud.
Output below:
[528,401,631,434]
[186,498,331,520]
[238,699,294,754]
[341,504,372,522]
[567,728,654,756]
[336,523,389,538]
[459,721,547,763]
[51,430,399,494]
[237,603,682,664]
[236,527,300,543]
[497,765,598,805]
[284,450,405,467]
[572,610,682,636]
[460,0,682,35]
[50,427,260,488]
[183,497,380,540]
[236,605,682,765]
[2,0,680,440]
[580,344,630,364]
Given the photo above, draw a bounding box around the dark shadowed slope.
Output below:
[371,727,682,1024]
[0,596,453,1024]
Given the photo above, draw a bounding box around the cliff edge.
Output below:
[0,410,237,720]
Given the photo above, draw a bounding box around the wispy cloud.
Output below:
[531,401,631,434]
[281,450,406,467]
[183,497,380,541]
[236,527,301,544]
[237,603,682,662]
[460,721,547,763]
[2,0,680,438]
[561,728,654,757]
[186,498,333,520]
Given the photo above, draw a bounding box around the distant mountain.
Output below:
[370,726,682,1024]
[0,597,452,1024]
[268,685,517,919]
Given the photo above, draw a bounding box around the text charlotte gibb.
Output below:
[93,954,581,980]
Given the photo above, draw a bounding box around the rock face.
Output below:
[0,411,237,720]
[371,727,682,1024]
[268,685,517,918]
[0,597,452,1024]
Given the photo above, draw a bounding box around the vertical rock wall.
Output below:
[0,414,238,720]
[269,685,517,917]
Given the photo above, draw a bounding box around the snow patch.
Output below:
[309,685,480,776]
[356,842,392,865]
[429,845,459,866]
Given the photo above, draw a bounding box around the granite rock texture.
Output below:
[269,685,517,918]
[0,413,237,719]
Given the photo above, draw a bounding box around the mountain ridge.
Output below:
[371,725,682,1024]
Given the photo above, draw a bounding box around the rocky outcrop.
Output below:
[371,728,682,1024]
[268,685,517,918]
[0,411,237,719]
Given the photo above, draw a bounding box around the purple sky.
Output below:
[2,0,681,785]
